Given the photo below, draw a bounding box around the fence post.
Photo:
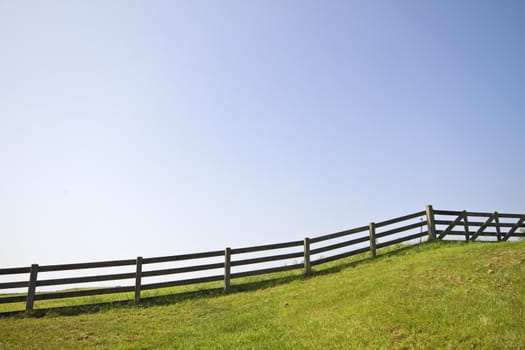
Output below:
[463,211,470,242]
[304,237,311,275]
[26,264,38,313]
[369,223,377,258]
[426,205,436,241]
[135,256,143,304]
[224,247,231,291]
[494,212,501,241]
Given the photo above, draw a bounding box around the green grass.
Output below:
[1,240,524,349]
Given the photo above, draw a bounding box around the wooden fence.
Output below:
[1,205,523,313]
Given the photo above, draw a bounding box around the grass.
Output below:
[0,240,524,349]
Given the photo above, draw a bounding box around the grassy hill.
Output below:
[1,240,524,349]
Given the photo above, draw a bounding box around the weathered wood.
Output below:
[230,263,302,279]
[0,267,30,275]
[230,240,303,254]
[304,238,311,275]
[34,286,135,300]
[369,223,376,258]
[141,262,225,277]
[434,220,518,228]
[310,225,370,244]
[503,216,525,241]
[435,230,520,238]
[0,295,27,304]
[310,235,370,255]
[375,221,427,239]
[142,250,224,264]
[464,211,494,217]
[224,247,231,291]
[463,212,470,242]
[497,213,525,219]
[0,281,29,289]
[494,212,501,241]
[36,272,136,287]
[470,213,496,241]
[437,211,466,240]
[426,205,436,241]
[310,246,371,266]
[25,264,38,312]
[375,211,426,228]
[141,275,224,291]
[38,259,136,272]
[135,257,142,304]
[467,211,523,219]
[231,252,303,267]
[434,210,463,216]
[375,231,428,249]
[435,230,470,237]
[435,210,524,220]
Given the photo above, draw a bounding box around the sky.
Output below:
[1,0,524,267]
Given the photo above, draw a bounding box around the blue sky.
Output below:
[1,1,524,267]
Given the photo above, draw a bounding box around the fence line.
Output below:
[1,205,524,313]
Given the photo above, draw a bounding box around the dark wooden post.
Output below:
[426,205,436,241]
[494,212,501,241]
[369,223,377,258]
[135,256,143,304]
[304,237,311,275]
[26,264,39,312]
[224,247,231,291]
[463,211,470,242]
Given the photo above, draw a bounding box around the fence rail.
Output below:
[1,205,524,314]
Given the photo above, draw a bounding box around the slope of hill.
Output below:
[1,240,524,349]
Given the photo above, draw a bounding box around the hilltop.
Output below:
[1,240,524,349]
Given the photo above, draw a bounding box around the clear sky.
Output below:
[1,1,524,267]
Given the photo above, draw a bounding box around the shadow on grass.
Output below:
[0,241,460,318]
